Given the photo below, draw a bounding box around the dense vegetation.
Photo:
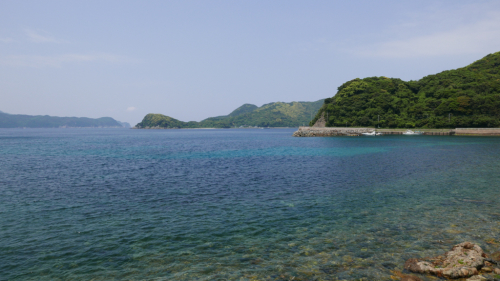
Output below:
[135,100,324,128]
[0,112,125,128]
[311,52,500,128]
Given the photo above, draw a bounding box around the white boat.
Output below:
[402,130,423,135]
[362,131,383,136]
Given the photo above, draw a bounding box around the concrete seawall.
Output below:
[292,127,373,137]
[293,127,500,137]
[378,130,455,136]
[454,128,500,136]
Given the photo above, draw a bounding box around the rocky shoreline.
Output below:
[399,242,500,281]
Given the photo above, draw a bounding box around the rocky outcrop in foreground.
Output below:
[292,126,373,137]
[404,242,500,280]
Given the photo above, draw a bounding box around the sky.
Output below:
[1,0,500,125]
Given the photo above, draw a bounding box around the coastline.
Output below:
[132,127,297,130]
[292,127,500,137]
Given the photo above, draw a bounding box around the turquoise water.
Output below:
[1,128,499,280]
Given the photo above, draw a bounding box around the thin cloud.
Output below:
[0,37,15,43]
[0,53,140,67]
[350,12,500,58]
[126,107,136,112]
[24,29,67,43]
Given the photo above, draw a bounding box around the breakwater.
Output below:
[293,127,500,137]
[292,127,373,137]
[454,128,500,136]
[378,130,455,136]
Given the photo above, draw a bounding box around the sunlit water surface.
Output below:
[1,128,499,281]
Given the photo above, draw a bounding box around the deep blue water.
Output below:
[1,128,500,281]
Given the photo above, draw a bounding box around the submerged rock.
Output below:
[401,275,423,281]
[404,242,485,279]
[466,275,487,281]
[482,266,492,272]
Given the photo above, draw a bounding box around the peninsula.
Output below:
[310,51,500,129]
[135,100,324,129]
[0,111,129,128]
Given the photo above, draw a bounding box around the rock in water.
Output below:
[404,242,485,279]
[465,275,487,281]
[401,276,423,281]
[482,266,492,272]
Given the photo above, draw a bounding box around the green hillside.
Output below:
[311,52,500,128]
[135,100,324,128]
[0,112,124,128]
[227,104,259,117]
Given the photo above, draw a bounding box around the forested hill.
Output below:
[311,51,500,128]
[0,112,125,128]
[135,100,324,128]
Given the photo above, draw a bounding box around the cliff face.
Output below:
[312,113,326,127]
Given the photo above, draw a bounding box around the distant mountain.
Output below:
[117,121,131,128]
[0,111,125,128]
[135,100,324,128]
[311,51,500,128]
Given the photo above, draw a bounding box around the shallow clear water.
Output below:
[1,128,499,281]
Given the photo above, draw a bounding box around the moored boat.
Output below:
[362,131,383,136]
[402,130,423,135]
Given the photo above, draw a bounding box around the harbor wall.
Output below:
[378,130,455,136]
[293,127,500,137]
[292,127,372,137]
[454,128,500,136]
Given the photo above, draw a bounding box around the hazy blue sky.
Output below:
[1,0,500,125]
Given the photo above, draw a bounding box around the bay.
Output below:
[1,128,499,280]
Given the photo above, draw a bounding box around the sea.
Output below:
[1,128,499,281]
